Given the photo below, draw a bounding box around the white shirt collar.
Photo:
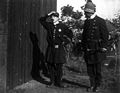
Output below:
[90,13,96,19]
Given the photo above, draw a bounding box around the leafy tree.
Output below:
[109,10,120,52]
[61,4,74,16]
[60,4,83,41]
[60,5,84,61]
[112,10,120,29]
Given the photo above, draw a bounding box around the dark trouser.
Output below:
[86,63,102,87]
[47,63,63,85]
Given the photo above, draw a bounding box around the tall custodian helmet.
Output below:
[82,1,96,13]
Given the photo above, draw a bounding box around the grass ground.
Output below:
[8,50,120,93]
[8,57,119,93]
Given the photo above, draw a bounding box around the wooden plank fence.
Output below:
[7,0,57,91]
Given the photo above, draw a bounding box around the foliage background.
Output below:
[60,4,120,89]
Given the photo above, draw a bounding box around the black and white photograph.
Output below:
[0,0,120,93]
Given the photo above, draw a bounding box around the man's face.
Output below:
[51,16,59,23]
[84,12,94,18]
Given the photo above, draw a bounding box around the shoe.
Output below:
[93,86,101,92]
[40,74,50,82]
[87,86,94,92]
[33,76,51,85]
[46,83,56,88]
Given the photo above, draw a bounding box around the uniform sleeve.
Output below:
[81,20,87,51]
[64,25,73,40]
[99,19,109,48]
[39,14,50,30]
[64,26,73,43]
[62,25,73,45]
[81,31,86,51]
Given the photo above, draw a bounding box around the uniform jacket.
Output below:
[39,14,73,64]
[82,15,109,64]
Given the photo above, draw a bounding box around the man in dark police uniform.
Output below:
[82,1,109,92]
[39,11,73,87]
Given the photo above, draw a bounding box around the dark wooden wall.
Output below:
[7,0,57,90]
[0,0,8,93]
[0,0,7,22]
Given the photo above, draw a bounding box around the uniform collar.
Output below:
[88,13,97,20]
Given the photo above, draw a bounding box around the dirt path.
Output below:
[8,62,119,93]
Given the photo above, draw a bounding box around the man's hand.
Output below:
[55,45,59,48]
[101,48,107,52]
